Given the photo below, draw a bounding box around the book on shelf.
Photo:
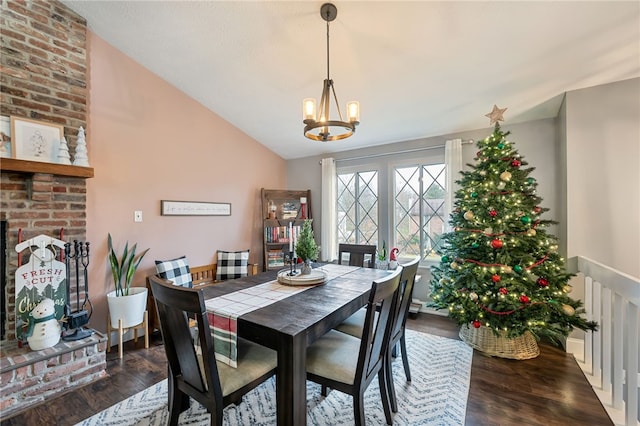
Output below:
[264,225,301,243]
[267,249,284,267]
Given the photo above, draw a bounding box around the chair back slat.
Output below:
[338,243,377,268]
[390,257,420,342]
[149,275,222,399]
[356,266,403,385]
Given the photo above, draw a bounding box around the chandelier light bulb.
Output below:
[303,98,316,120]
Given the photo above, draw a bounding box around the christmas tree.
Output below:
[429,107,596,344]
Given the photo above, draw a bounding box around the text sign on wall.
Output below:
[161,200,231,216]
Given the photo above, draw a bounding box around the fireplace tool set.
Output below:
[62,240,94,341]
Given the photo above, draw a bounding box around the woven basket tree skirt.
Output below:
[459,325,540,360]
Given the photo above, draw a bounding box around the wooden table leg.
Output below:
[277,332,306,426]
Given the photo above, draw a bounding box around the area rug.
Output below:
[76,329,472,425]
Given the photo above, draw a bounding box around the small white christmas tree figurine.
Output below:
[57,136,71,164]
[72,126,89,166]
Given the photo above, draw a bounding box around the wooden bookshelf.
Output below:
[260,188,312,271]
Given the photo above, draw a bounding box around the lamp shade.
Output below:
[347,101,360,123]
[303,98,316,120]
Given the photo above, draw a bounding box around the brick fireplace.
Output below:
[1,1,107,420]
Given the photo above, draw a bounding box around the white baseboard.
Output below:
[565,336,584,361]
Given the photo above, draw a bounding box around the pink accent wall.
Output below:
[85,32,286,333]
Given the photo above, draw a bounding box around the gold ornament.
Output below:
[563,285,573,294]
[561,304,575,316]
[469,292,478,301]
[527,229,537,236]
[500,171,512,181]
[463,211,475,220]
[497,181,506,190]
[485,104,508,125]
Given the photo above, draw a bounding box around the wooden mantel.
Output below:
[0,158,94,178]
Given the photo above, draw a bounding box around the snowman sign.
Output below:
[14,235,67,344]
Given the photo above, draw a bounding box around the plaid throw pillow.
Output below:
[215,250,249,281]
[155,256,192,288]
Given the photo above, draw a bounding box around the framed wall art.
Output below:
[0,116,10,158]
[161,200,232,216]
[10,116,64,163]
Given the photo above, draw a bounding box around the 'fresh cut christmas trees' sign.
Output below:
[429,107,597,348]
[14,235,67,343]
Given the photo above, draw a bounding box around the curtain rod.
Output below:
[326,139,474,163]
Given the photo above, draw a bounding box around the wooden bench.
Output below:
[146,262,258,332]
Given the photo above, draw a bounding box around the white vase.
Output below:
[301,260,312,275]
[106,287,148,329]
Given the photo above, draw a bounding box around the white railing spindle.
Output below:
[568,256,640,426]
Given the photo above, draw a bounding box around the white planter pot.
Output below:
[106,287,148,329]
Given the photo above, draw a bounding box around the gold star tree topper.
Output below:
[485,105,507,125]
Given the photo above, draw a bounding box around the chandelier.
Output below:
[303,3,359,142]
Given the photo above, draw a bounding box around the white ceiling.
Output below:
[61,1,640,160]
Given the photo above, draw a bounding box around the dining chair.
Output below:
[334,256,420,413]
[338,243,377,268]
[305,266,403,425]
[148,275,277,426]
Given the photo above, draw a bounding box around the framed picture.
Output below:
[10,116,64,163]
[161,200,232,216]
[0,116,10,158]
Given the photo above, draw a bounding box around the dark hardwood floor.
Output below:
[2,313,612,425]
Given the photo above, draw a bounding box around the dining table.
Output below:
[199,263,390,426]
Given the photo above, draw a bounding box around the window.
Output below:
[394,164,446,262]
[337,170,378,245]
[334,144,448,265]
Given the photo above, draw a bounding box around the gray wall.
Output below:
[562,78,640,278]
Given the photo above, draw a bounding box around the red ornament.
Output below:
[519,295,530,304]
[491,239,503,249]
[492,274,501,283]
[499,287,508,295]
[472,320,481,329]
[537,277,549,287]
[489,209,498,217]
[511,159,521,167]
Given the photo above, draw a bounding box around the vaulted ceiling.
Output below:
[62,1,640,159]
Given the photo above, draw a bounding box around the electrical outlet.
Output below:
[134,210,143,222]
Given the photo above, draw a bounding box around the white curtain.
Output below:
[444,139,463,232]
[321,157,337,262]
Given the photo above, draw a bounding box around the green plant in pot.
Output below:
[377,240,389,270]
[295,219,318,275]
[106,233,150,328]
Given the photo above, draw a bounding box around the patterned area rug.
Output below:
[76,329,472,426]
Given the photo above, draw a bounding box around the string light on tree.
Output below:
[429,106,597,350]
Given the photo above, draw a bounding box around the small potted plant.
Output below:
[295,219,319,275]
[377,240,389,270]
[106,233,150,328]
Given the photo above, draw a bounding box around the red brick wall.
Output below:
[1,0,89,341]
[1,0,87,144]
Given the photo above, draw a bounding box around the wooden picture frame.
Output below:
[161,200,231,216]
[10,116,64,163]
[0,116,11,158]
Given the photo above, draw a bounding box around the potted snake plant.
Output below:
[106,233,150,328]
